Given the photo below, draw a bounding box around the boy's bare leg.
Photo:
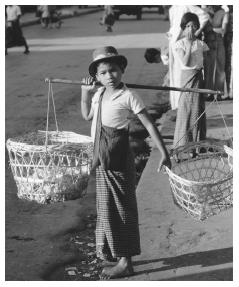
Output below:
[100,257,134,279]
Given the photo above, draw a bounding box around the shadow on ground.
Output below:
[161,267,232,281]
[133,247,233,280]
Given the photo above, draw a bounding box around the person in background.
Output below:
[223,5,233,99]
[144,48,169,86]
[48,5,62,29]
[38,5,62,29]
[167,5,209,110]
[202,5,229,98]
[81,46,171,279]
[38,5,50,28]
[100,5,115,32]
[173,13,209,159]
[144,48,161,64]
[5,5,30,55]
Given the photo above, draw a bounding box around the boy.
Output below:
[81,46,171,279]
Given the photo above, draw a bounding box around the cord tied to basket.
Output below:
[172,96,233,151]
[45,80,59,149]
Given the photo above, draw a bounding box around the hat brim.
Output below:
[89,55,127,77]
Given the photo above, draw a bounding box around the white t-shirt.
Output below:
[174,38,209,70]
[6,5,21,22]
[91,85,145,140]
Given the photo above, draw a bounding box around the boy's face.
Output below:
[95,62,123,89]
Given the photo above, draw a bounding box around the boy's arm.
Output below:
[136,109,171,171]
[81,91,94,121]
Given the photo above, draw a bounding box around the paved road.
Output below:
[6,10,169,139]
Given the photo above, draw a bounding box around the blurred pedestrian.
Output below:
[38,5,62,29]
[48,5,62,29]
[202,5,229,97]
[173,13,209,158]
[100,5,115,32]
[38,5,50,28]
[5,5,30,55]
[167,5,209,110]
[81,46,171,279]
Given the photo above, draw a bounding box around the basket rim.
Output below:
[6,130,93,152]
[165,140,233,185]
[170,139,232,156]
[164,165,233,186]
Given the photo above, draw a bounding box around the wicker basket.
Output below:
[165,140,233,221]
[6,131,93,204]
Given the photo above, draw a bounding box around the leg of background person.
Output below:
[215,37,226,94]
[23,37,30,54]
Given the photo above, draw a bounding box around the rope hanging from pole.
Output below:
[45,81,59,149]
[44,77,231,146]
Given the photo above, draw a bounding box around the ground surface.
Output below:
[5,9,233,282]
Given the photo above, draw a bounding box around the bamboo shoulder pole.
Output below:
[45,78,223,95]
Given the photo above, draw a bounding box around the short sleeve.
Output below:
[174,39,185,51]
[127,90,145,114]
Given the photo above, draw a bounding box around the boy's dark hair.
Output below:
[144,48,161,63]
[94,58,125,76]
[180,12,200,31]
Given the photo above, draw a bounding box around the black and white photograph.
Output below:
[3,1,237,285]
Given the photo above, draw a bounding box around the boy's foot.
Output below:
[23,50,30,55]
[100,259,118,267]
[100,262,134,280]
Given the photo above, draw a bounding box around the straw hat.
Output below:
[88,46,127,77]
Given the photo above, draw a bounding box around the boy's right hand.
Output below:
[81,76,98,93]
[158,154,171,172]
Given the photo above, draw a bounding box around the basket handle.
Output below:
[45,81,59,148]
